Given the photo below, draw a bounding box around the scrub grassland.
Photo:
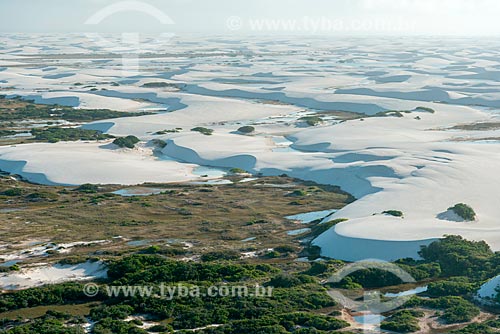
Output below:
[0,174,353,264]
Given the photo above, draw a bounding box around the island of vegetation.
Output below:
[237,126,255,134]
[299,116,323,126]
[113,135,141,149]
[449,203,476,221]
[31,127,112,143]
[382,210,404,217]
[191,127,214,136]
[229,168,248,174]
[0,96,151,122]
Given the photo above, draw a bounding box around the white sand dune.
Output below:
[0,60,27,66]
[0,261,107,291]
[84,91,303,136]
[477,275,500,302]
[0,142,199,185]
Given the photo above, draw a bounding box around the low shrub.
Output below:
[299,116,323,126]
[448,203,476,221]
[113,135,140,149]
[191,127,213,136]
[382,210,404,217]
[237,126,255,134]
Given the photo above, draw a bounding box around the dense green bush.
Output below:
[1,188,22,196]
[274,245,297,254]
[336,276,363,290]
[0,98,150,122]
[113,135,140,148]
[237,126,255,134]
[416,106,436,113]
[191,127,214,136]
[151,139,167,148]
[229,168,247,174]
[0,317,85,334]
[93,318,148,334]
[451,323,496,334]
[381,310,423,333]
[419,236,494,279]
[90,304,134,321]
[75,183,99,193]
[382,210,404,217]
[280,312,349,331]
[0,130,16,137]
[336,268,403,288]
[142,82,184,89]
[299,116,323,126]
[148,324,174,332]
[396,261,442,281]
[200,250,241,262]
[141,245,162,254]
[448,203,476,221]
[106,255,276,283]
[25,191,58,202]
[64,109,150,121]
[286,189,308,197]
[0,283,99,312]
[442,302,480,324]
[0,255,343,333]
[268,274,304,288]
[427,279,476,297]
[154,128,181,135]
[405,296,480,324]
[31,127,112,143]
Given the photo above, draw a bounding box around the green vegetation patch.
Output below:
[382,210,404,217]
[31,127,112,143]
[299,116,323,126]
[0,256,349,333]
[237,126,255,134]
[448,203,476,221]
[415,106,435,113]
[426,279,477,297]
[450,122,500,131]
[113,135,140,149]
[0,96,151,122]
[405,296,480,324]
[200,250,241,262]
[2,234,500,333]
[191,127,214,136]
[75,184,99,193]
[142,82,185,90]
[381,310,424,333]
[0,130,16,137]
[451,323,497,334]
[229,168,247,174]
[1,188,23,196]
[419,235,494,279]
[154,128,182,135]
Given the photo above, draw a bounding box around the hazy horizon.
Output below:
[1,0,500,36]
